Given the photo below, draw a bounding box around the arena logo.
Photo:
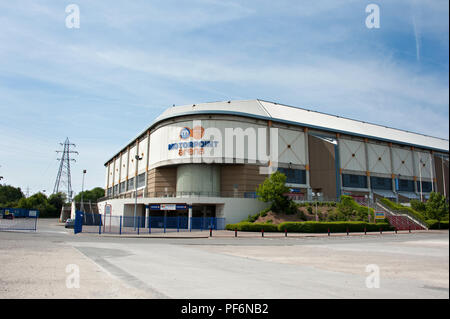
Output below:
[169,120,279,174]
[179,126,205,140]
[169,125,218,156]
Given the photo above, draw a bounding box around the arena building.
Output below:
[98,100,449,225]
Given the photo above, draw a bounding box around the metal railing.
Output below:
[0,209,39,232]
[98,190,261,201]
[77,212,225,235]
[375,200,427,229]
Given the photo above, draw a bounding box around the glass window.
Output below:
[342,174,367,188]
[277,168,306,184]
[113,185,119,195]
[127,177,135,190]
[119,181,126,193]
[370,177,392,190]
[137,173,146,188]
[397,179,414,192]
[417,181,432,193]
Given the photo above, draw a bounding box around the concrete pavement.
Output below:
[0,218,448,298]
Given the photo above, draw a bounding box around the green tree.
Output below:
[17,192,58,218]
[425,192,449,221]
[73,187,105,202]
[256,171,297,214]
[0,185,24,207]
[48,192,67,215]
[410,199,426,213]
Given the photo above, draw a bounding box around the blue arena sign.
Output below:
[149,204,187,210]
[168,140,219,151]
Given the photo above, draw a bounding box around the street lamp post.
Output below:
[418,157,423,202]
[81,169,86,212]
[312,192,321,221]
[134,155,143,229]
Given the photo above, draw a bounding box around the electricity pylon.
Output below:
[53,138,78,202]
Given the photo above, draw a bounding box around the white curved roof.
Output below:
[106,99,448,164]
[155,99,448,152]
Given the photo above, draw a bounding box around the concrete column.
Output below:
[145,205,149,228]
[304,128,311,200]
[429,152,435,192]
[188,205,192,230]
[364,139,371,194]
[335,134,343,199]
[411,147,418,194]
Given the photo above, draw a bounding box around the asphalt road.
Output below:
[0,218,448,299]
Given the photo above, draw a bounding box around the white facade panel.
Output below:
[113,158,121,185]
[414,151,433,179]
[107,163,114,188]
[392,147,414,177]
[120,151,128,181]
[105,166,109,189]
[138,137,148,174]
[367,143,391,175]
[339,139,366,172]
[277,128,306,165]
[128,145,137,177]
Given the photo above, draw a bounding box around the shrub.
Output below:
[226,221,393,233]
[426,220,449,230]
[297,209,307,221]
[335,195,373,221]
[277,221,393,233]
[245,213,260,223]
[225,222,279,232]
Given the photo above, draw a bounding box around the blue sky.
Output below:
[0,0,448,196]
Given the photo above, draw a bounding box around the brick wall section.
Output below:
[147,166,177,196]
[434,155,449,199]
[308,134,337,199]
[221,164,266,194]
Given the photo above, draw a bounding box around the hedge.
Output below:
[278,221,393,233]
[225,222,279,232]
[226,221,393,233]
[426,220,449,230]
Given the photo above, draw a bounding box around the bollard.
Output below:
[261,229,264,237]
[209,227,212,237]
[328,228,330,236]
[364,226,367,235]
[148,216,151,234]
[119,216,122,235]
[235,228,237,237]
[137,217,140,235]
[285,228,287,237]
